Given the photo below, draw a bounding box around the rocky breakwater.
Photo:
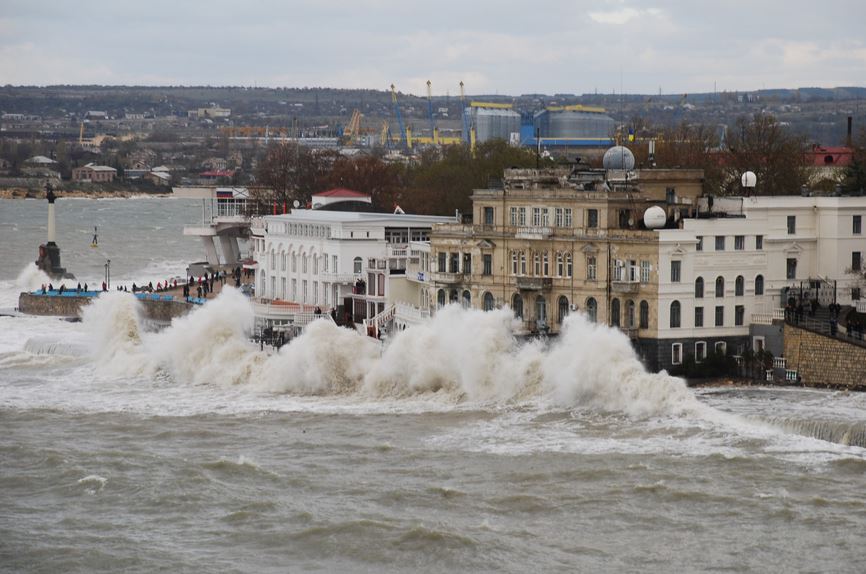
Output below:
[18,292,192,325]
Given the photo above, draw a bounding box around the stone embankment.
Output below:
[18,292,192,324]
[784,323,866,390]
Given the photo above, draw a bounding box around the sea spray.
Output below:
[364,305,544,401]
[543,313,702,417]
[81,290,707,418]
[256,318,379,394]
[148,287,263,386]
[81,291,149,376]
[15,263,51,292]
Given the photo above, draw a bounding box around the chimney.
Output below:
[847,116,853,147]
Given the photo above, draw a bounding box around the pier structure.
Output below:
[183,216,248,267]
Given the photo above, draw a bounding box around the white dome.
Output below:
[602,146,636,170]
[741,171,757,188]
[643,206,667,229]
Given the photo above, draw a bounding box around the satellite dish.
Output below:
[741,171,757,189]
[293,200,300,208]
[643,206,667,229]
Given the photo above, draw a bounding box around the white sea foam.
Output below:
[15,263,51,292]
[77,288,705,418]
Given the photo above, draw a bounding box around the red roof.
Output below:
[805,145,853,167]
[313,187,369,198]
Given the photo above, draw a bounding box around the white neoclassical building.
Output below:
[249,207,456,330]
[651,195,865,370]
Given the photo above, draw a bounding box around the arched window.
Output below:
[670,300,681,328]
[695,276,704,298]
[558,295,569,324]
[462,290,471,308]
[611,298,621,327]
[535,296,547,326]
[437,289,446,308]
[512,294,524,318]
[735,275,744,296]
[639,300,649,329]
[449,289,458,303]
[586,297,598,323]
[482,292,495,311]
[715,276,725,298]
[755,274,764,296]
[626,299,636,329]
[353,256,362,274]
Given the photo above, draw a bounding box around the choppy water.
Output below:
[2,199,866,573]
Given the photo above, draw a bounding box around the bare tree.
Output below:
[253,142,331,208]
[723,113,809,196]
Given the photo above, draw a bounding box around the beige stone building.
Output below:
[428,149,703,339]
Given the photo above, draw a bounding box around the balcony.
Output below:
[516,276,553,291]
[431,271,465,285]
[611,280,640,294]
[514,226,552,240]
[320,272,357,284]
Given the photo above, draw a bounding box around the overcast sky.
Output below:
[2,0,864,96]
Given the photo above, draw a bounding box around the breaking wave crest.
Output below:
[16,263,51,292]
[81,288,703,418]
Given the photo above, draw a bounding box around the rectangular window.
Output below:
[695,306,704,327]
[564,208,573,227]
[449,252,459,273]
[735,305,745,326]
[756,235,763,250]
[291,279,296,300]
[463,253,472,275]
[323,253,329,272]
[556,252,564,276]
[735,235,745,250]
[483,254,492,276]
[534,253,541,276]
[554,208,563,227]
[786,258,797,279]
[715,236,725,251]
[518,207,527,226]
[520,252,527,275]
[715,305,724,327]
[587,255,597,280]
[672,343,682,365]
[543,252,549,276]
[532,207,542,227]
[438,252,447,273]
[853,251,862,272]
[313,281,318,304]
[695,342,707,363]
[511,251,518,275]
[640,260,651,283]
[483,207,494,225]
[313,257,318,275]
[302,280,308,303]
[541,208,550,227]
[855,215,862,235]
[566,253,573,278]
[587,209,598,228]
[715,342,727,356]
[510,207,518,226]
[696,236,703,251]
[787,215,796,234]
[671,260,681,283]
[332,255,338,273]
[302,256,308,274]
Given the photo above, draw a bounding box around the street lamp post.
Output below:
[104,259,111,290]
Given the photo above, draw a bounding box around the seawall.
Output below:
[18,292,193,324]
[784,323,866,390]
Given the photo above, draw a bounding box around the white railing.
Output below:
[752,309,785,325]
[386,244,409,258]
[773,357,787,369]
[321,272,357,284]
[785,369,799,382]
[857,300,866,313]
[363,303,396,332]
[395,302,431,326]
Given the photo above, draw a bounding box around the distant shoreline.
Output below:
[0,188,172,200]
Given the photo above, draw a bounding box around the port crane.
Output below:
[390,84,407,148]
